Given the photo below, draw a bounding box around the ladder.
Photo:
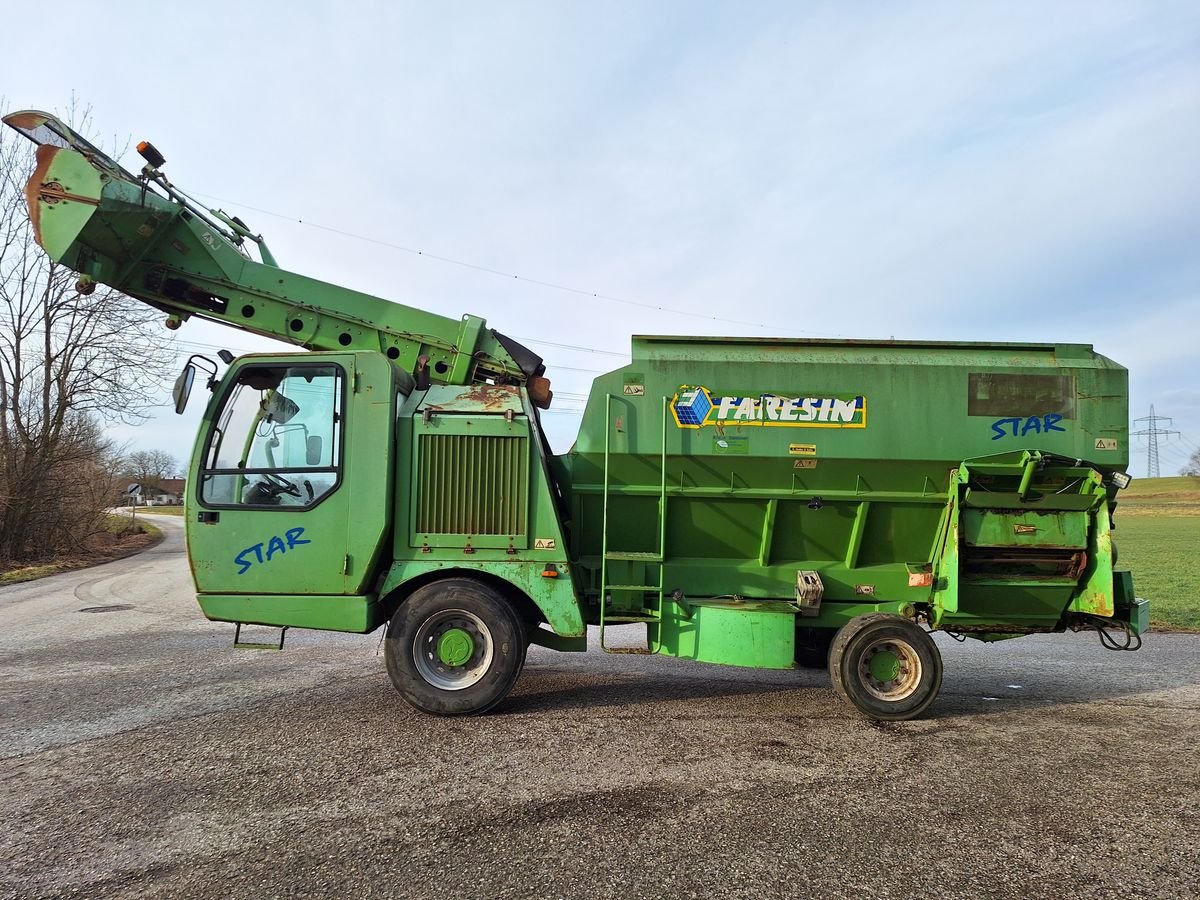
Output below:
[598,394,668,654]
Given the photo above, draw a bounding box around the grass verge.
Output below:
[1116,514,1200,631]
[0,515,163,587]
[0,564,70,586]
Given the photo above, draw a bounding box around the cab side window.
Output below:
[201,364,343,508]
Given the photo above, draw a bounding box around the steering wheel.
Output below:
[259,472,303,499]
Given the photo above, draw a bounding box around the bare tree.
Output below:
[123,449,179,496]
[0,100,177,562]
[1183,448,1200,477]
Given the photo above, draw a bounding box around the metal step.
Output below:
[603,646,655,655]
[605,550,663,562]
[233,623,288,651]
[605,584,661,593]
[600,619,657,655]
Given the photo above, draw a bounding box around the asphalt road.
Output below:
[1,515,1197,899]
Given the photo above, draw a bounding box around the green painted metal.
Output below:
[801,600,917,628]
[868,649,902,683]
[376,384,585,638]
[437,629,475,667]
[2,111,530,388]
[5,109,1146,696]
[528,627,588,652]
[410,390,530,550]
[962,509,1088,549]
[198,593,378,632]
[1071,501,1115,618]
[651,599,795,668]
[1125,598,1150,635]
[597,395,670,652]
[559,336,1139,661]
[185,351,395,598]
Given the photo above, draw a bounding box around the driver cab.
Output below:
[187,352,396,602]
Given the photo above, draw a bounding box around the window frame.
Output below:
[198,361,348,512]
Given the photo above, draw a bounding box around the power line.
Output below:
[1158,444,1190,464]
[546,363,608,375]
[1157,440,1193,464]
[512,335,628,358]
[1131,405,1180,478]
[192,190,776,333]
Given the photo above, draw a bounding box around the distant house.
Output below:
[145,478,186,506]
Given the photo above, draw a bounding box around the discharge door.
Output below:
[188,353,394,609]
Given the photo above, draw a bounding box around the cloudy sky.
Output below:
[3,1,1198,475]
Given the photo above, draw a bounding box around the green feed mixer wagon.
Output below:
[5,110,1148,721]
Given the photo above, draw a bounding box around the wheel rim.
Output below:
[857,637,923,702]
[412,609,493,691]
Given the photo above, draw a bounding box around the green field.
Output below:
[1116,476,1200,631]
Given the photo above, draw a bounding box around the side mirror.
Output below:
[306,434,323,466]
[172,354,219,414]
[172,364,196,414]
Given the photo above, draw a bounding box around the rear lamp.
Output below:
[1109,472,1132,490]
[137,140,166,168]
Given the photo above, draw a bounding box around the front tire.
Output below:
[829,614,942,721]
[385,578,527,716]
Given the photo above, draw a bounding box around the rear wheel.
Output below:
[384,578,527,715]
[829,614,942,721]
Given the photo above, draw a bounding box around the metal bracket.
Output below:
[233,623,288,651]
[795,570,825,617]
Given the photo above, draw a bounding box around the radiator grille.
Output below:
[416,434,528,536]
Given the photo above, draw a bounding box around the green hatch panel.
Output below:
[651,599,795,668]
[962,509,1088,549]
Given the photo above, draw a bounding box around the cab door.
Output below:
[187,352,394,597]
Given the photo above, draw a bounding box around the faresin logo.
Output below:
[670,386,867,429]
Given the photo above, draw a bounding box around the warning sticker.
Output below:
[854,584,876,595]
[623,384,645,396]
[793,459,818,469]
[533,538,556,551]
[1094,438,1119,451]
[623,373,645,396]
[788,443,817,456]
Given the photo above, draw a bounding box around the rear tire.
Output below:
[829,614,942,721]
[384,578,527,716]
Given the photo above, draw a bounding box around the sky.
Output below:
[2,1,1198,476]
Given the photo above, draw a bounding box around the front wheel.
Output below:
[829,614,943,721]
[384,578,527,716]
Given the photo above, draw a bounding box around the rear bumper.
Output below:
[1112,570,1150,635]
[1114,597,1151,635]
